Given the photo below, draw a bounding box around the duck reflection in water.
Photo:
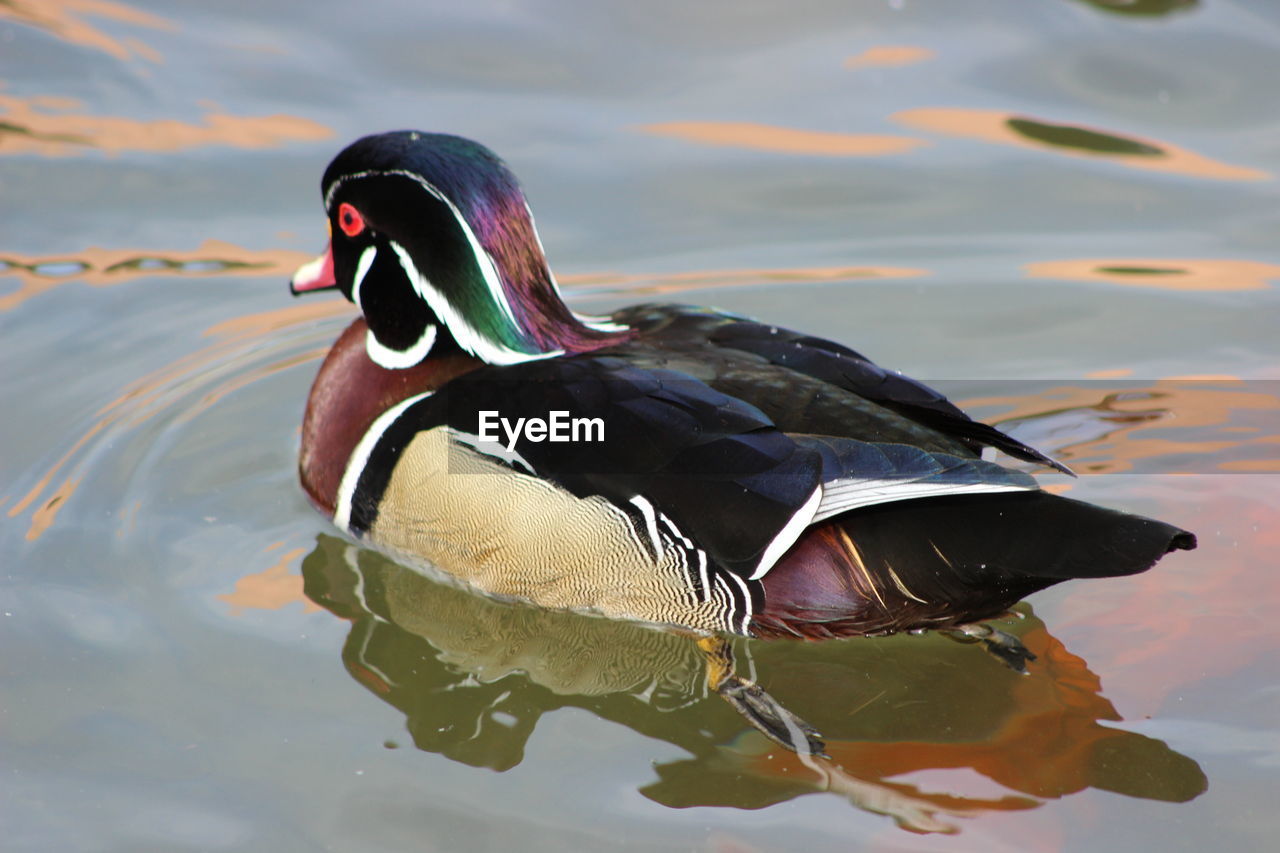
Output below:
[290,132,1195,759]
[302,535,1206,834]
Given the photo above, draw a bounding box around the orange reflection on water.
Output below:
[0,241,314,312]
[1218,457,1280,472]
[218,545,318,615]
[963,379,1279,475]
[99,302,346,427]
[8,419,108,540]
[9,300,346,541]
[0,0,172,62]
[649,620,1203,834]
[640,121,925,157]
[894,107,1269,181]
[25,473,83,544]
[843,45,935,70]
[816,632,1127,802]
[1050,475,1280,718]
[953,380,1280,707]
[202,299,352,340]
[0,92,331,157]
[1026,258,1279,291]
[559,264,927,296]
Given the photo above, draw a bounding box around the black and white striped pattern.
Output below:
[331,396,761,635]
[621,495,755,635]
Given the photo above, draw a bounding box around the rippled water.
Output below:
[4,1,1279,850]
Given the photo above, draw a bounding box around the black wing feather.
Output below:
[707,320,1073,475]
[610,305,1070,475]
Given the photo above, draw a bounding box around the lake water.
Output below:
[4,1,1279,850]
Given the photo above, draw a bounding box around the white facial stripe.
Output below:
[353,242,438,369]
[330,169,624,352]
[520,200,630,334]
[750,485,824,580]
[328,168,520,327]
[334,391,435,532]
[351,244,378,310]
[365,324,437,370]
[388,240,563,365]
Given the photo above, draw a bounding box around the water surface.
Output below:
[4,1,1279,850]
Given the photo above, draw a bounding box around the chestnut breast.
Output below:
[300,317,481,514]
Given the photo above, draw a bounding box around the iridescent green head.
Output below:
[291,131,626,368]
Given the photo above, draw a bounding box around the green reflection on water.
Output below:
[1071,0,1198,16]
[302,535,1206,830]
[1096,266,1189,276]
[0,119,90,146]
[1007,117,1165,157]
[0,258,91,277]
[101,256,270,274]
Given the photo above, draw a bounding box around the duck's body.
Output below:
[301,308,1191,640]
[290,129,1187,640]
[292,132,1194,644]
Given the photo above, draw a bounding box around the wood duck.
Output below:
[290,130,1195,754]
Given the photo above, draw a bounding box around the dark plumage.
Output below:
[291,130,1195,645]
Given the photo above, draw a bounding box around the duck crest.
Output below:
[317,132,628,367]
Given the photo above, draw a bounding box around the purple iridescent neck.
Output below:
[322,131,629,358]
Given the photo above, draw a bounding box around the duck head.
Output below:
[291,131,627,368]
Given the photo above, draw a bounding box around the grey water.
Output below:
[3,1,1279,850]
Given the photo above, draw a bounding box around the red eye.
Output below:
[337,202,365,238]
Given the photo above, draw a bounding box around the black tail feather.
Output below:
[844,491,1195,599]
[756,491,1195,638]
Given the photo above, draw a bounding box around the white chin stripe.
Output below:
[351,245,378,310]
[365,323,438,370]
